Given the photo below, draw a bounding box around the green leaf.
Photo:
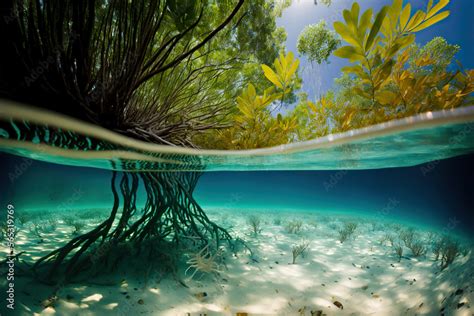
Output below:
[334,45,364,60]
[389,0,402,25]
[334,21,361,48]
[358,9,373,39]
[394,34,415,49]
[343,9,355,31]
[353,87,371,99]
[399,3,411,31]
[261,65,283,89]
[374,60,394,87]
[411,11,449,32]
[426,0,449,19]
[237,99,253,118]
[384,43,402,59]
[351,2,360,27]
[381,15,393,39]
[341,65,366,77]
[280,52,288,69]
[365,6,388,52]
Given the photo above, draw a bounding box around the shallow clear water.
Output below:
[1,102,474,315]
[1,101,474,171]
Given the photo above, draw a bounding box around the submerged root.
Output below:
[33,171,232,283]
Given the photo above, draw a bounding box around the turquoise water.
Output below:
[1,102,474,315]
[1,101,474,171]
[0,102,473,236]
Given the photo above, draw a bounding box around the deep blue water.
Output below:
[1,152,473,237]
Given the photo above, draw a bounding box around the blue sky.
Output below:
[277,0,474,101]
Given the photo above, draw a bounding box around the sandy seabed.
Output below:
[1,208,473,316]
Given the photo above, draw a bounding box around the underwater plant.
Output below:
[379,233,395,246]
[286,220,304,234]
[31,224,44,243]
[292,240,310,264]
[247,215,263,236]
[408,239,426,257]
[0,222,6,241]
[43,217,58,233]
[338,222,358,243]
[433,236,461,270]
[0,0,308,282]
[399,228,425,256]
[273,217,282,226]
[185,245,224,280]
[16,212,31,225]
[399,228,415,247]
[72,221,85,236]
[63,216,76,226]
[393,242,404,262]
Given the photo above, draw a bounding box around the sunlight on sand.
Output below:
[3,208,473,315]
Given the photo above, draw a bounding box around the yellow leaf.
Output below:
[237,103,253,118]
[285,59,299,83]
[351,2,360,27]
[406,10,426,31]
[426,0,449,20]
[427,0,434,11]
[261,65,283,89]
[279,52,287,70]
[411,11,449,32]
[375,90,397,105]
[357,9,373,39]
[400,3,411,31]
[247,83,256,99]
[307,101,318,113]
